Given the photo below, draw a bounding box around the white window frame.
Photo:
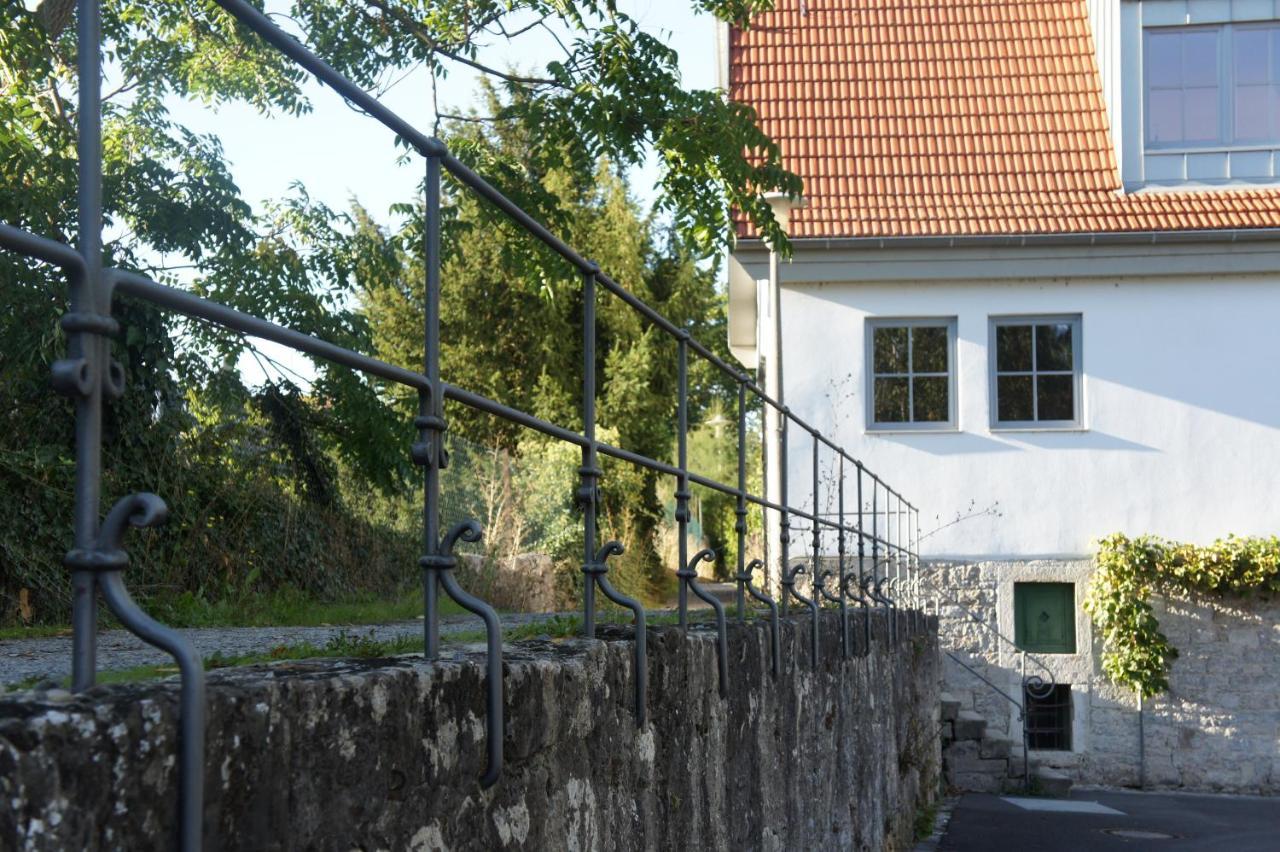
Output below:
[988,315,1084,431]
[864,317,957,433]
[1143,21,1280,152]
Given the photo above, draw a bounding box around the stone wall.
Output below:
[930,559,1280,794]
[0,611,940,850]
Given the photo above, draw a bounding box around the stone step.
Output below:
[1031,766,1073,798]
[952,710,987,741]
[940,692,961,721]
[978,737,1011,760]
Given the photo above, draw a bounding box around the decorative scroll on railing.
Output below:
[0,1,923,848]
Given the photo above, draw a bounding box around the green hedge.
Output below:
[1085,533,1280,697]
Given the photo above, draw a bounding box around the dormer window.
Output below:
[1139,19,1280,184]
[1146,23,1280,150]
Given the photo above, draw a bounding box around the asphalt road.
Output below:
[940,788,1280,851]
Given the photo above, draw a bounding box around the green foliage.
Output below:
[2,1,785,625]
[1085,533,1280,697]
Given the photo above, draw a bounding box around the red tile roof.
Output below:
[729,0,1280,239]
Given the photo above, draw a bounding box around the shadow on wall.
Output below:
[874,430,1159,456]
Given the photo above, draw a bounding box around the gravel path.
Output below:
[0,582,738,687]
[0,611,569,687]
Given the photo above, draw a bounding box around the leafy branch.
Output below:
[1084,533,1280,697]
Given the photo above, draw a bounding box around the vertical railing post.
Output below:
[873,477,886,638]
[778,409,792,617]
[857,462,869,649]
[675,333,692,631]
[735,378,749,621]
[70,0,105,692]
[810,430,821,662]
[420,153,445,661]
[580,264,601,638]
[837,455,848,658]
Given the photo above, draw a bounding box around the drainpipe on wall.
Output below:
[760,193,801,596]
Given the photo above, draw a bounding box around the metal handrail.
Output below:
[918,567,1057,699]
[0,2,930,847]
[922,564,1059,793]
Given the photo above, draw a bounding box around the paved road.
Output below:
[941,788,1280,851]
[0,610,571,687]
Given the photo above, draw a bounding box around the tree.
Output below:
[358,87,734,591]
[0,0,794,620]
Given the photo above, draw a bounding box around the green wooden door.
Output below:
[1014,582,1076,653]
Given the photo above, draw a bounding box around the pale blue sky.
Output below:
[166,2,720,225]
[155,3,721,385]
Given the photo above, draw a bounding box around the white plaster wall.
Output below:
[778,273,1280,559]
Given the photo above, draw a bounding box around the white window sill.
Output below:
[989,426,1089,434]
[865,426,960,436]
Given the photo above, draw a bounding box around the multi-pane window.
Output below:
[1145,23,1280,149]
[1233,25,1280,143]
[990,316,1082,428]
[1024,685,1073,751]
[866,319,955,430]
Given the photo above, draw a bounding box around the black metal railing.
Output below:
[921,567,1057,792]
[0,2,924,848]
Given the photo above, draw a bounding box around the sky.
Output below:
[153,2,721,385]
[166,1,720,227]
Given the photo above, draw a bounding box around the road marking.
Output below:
[1000,797,1126,815]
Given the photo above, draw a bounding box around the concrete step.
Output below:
[952,710,987,741]
[940,692,961,721]
[1031,766,1073,798]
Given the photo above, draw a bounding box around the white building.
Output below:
[724,0,1280,793]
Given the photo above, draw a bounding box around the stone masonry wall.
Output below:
[0,611,939,850]
[930,559,1280,794]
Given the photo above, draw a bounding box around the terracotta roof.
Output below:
[729,0,1280,239]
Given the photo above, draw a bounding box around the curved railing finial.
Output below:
[425,519,504,787]
[584,540,648,724]
[65,492,205,852]
[681,549,729,696]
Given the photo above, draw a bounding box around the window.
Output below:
[1014,582,1077,654]
[1145,23,1280,150]
[989,316,1082,428]
[1025,685,1073,751]
[865,319,956,431]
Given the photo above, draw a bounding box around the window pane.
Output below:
[996,325,1032,371]
[1147,89,1183,144]
[997,375,1033,422]
[874,377,909,423]
[913,376,948,422]
[1037,375,1075,421]
[912,326,948,373]
[1183,88,1219,141]
[1235,85,1272,140]
[1146,31,1182,86]
[873,326,908,374]
[1183,30,1218,87]
[1035,323,1073,371]
[1234,29,1269,84]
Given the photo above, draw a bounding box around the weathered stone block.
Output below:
[0,611,940,851]
[953,710,987,741]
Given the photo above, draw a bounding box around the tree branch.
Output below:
[356,0,565,89]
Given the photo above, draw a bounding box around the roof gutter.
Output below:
[733,227,1280,253]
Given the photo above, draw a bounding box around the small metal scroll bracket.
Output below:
[421,520,504,788]
[584,540,648,724]
[682,548,729,696]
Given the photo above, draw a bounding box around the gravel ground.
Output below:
[0,582,737,687]
[0,611,571,687]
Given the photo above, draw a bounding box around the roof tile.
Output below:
[730,0,1280,237]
